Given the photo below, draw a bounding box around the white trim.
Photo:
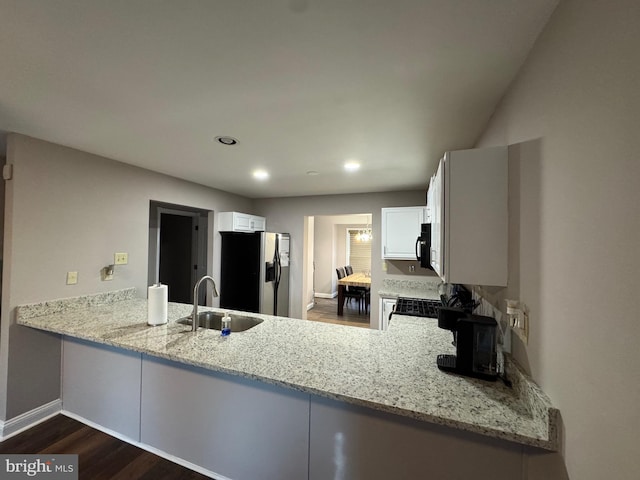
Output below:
[315,292,337,299]
[61,410,229,480]
[306,302,315,311]
[0,399,62,441]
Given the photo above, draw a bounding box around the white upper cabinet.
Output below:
[429,163,443,277]
[218,211,266,232]
[429,145,508,286]
[381,206,427,260]
[249,215,266,232]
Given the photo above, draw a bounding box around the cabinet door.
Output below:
[433,146,508,286]
[233,212,253,231]
[426,181,434,224]
[62,337,142,441]
[250,215,266,231]
[309,396,523,480]
[430,159,444,276]
[380,298,397,330]
[381,207,426,259]
[141,356,310,480]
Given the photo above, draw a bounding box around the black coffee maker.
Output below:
[436,308,498,381]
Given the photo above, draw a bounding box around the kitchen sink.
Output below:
[178,311,264,332]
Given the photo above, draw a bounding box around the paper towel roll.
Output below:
[147,284,168,326]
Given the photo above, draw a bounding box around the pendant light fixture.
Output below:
[356,214,373,242]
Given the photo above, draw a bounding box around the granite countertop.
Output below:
[16,288,558,451]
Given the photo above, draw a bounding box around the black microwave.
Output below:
[415,223,433,269]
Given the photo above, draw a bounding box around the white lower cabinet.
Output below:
[379,297,397,330]
[140,355,310,480]
[308,396,523,480]
[62,337,142,441]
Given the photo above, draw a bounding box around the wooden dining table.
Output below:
[337,272,371,316]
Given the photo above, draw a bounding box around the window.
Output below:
[347,229,371,273]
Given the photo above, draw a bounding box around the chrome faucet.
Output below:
[191,275,219,332]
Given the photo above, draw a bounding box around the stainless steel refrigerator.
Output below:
[219,232,290,316]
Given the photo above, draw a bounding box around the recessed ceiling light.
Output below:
[344,161,361,172]
[253,169,269,180]
[215,136,238,145]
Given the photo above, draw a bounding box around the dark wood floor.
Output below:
[0,415,210,479]
[306,296,370,328]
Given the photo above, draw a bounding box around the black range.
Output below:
[392,297,442,319]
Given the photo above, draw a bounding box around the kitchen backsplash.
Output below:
[382,277,439,292]
[384,259,439,276]
[380,277,441,299]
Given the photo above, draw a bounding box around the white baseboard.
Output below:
[0,399,62,441]
[315,292,337,299]
[61,410,229,480]
[306,302,315,311]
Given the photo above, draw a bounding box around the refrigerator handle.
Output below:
[274,236,281,287]
[273,235,281,315]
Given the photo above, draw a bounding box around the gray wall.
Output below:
[313,216,336,297]
[0,134,253,420]
[474,1,640,478]
[254,191,427,327]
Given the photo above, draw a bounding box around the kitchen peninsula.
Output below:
[17,288,558,480]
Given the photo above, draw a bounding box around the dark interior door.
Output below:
[159,213,194,303]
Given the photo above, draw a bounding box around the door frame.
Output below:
[148,201,209,304]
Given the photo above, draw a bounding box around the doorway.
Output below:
[148,201,210,304]
[306,213,372,328]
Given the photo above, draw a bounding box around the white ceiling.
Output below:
[0,0,558,198]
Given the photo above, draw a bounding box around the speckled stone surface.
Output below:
[17,288,136,319]
[378,277,441,300]
[16,290,558,451]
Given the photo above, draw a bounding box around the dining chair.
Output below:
[336,268,362,312]
[344,265,368,313]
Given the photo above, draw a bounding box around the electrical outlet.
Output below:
[66,271,78,285]
[114,252,128,265]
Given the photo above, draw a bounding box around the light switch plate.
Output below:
[66,271,78,285]
[114,252,128,265]
[513,312,529,344]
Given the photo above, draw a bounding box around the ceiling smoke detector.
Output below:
[215,136,238,146]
